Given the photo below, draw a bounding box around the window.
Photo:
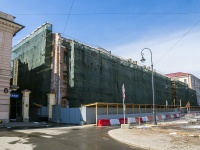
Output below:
[184,79,187,84]
[64,52,67,63]
[63,75,67,84]
[191,79,195,86]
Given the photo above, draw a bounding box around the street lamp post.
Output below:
[140,48,157,125]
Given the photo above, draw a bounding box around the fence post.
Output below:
[22,89,31,122]
[47,93,56,122]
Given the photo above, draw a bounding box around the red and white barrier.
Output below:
[110,119,120,125]
[97,119,111,126]
[135,117,143,123]
[97,113,181,126]
[157,115,163,120]
[142,116,148,122]
[166,114,172,119]
[119,118,128,124]
[128,117,136,123]
[147,116,153,121]
[162,115,167,120]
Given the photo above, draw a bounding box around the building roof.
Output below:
[12,22,52,53]
[0,11,24,36]
[165,72,190,78]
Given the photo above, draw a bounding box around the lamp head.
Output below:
[140,56,146,63]
[10,85,19,91]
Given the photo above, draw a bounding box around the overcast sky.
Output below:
[1,0,200,78]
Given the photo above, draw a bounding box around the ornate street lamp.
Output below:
[140,48,157,125]
[10,85,19,91]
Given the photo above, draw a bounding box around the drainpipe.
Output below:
[58,36,61,105]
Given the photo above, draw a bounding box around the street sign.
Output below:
[10,93,19,98]
[4,88,8,93]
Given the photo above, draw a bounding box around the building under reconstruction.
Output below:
[166,72,200,106]
[12,23,197,121]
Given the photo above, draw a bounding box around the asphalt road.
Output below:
[0,125,144,150]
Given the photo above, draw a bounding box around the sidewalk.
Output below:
[108,120,200,150]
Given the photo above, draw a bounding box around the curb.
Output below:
[108,129,158,150]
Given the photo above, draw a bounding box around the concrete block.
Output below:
[121,124,129,129]
[23,118,29,122]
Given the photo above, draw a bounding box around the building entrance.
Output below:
[10,93,23,122]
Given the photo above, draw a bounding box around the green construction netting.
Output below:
[172,81,197,106]
[12,23,53,120]
[64,41,183,107]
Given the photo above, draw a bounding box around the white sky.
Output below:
[108,28,200,78]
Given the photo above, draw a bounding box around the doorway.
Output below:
[10,93,23,122]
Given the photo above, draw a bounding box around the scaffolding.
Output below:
[11,23,197,112]
[11,23,53,121]
[172,80,197,106]
[63,40,177,107]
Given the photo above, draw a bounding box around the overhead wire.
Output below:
[62,0,75,34]
[13,10,200,45]
[155,18,200,64]
[12,12,200,16]
[12,9,200,67]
